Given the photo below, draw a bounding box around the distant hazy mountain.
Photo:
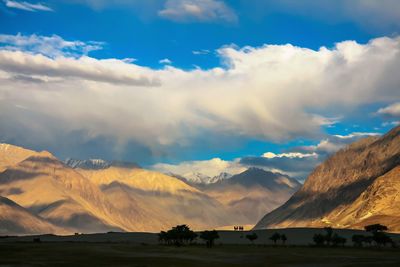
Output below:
[76,167,236,231]
[175,171,232,185]
[210,172,233,183]
[64,158,140,170]
[255,125,400,232]
[203,168,301,224]
[214,167,300,189]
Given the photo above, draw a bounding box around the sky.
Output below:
[0,0,400,181]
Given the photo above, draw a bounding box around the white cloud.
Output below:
[0,33,103,58]
[193,49,210,55]
[240,131,383,179]
[152,158,245,178]
[158,0,237,23]
[333,132,380,139]
[159,58,172,64]
[315,132,381,154]
[0,34,399,160]
[315,139,343,154]
[382,121,400,127]
[4,0,53,12]
[0,50,159,86]
[377,102,400,117]
[0,34,157,86]
[262,152,317,159]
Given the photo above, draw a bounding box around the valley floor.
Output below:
[0,243,400,267]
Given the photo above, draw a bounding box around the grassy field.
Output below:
[0,243,399,267]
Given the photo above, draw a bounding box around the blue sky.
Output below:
[0,0,400,180]
[0,1,382,69]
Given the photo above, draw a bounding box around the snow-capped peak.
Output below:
[65,158,140,170]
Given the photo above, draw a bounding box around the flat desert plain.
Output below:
[1,229,400,266]
[1,242,400,267]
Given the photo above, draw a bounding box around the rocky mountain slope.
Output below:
[75,167,236,231]
[203,168,301,224]
[0,196,65,235]
[0,143,39,172]
[0,150,131,233]
[255,125,400,232]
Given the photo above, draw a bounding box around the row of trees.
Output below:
[158,225,220,248]
[352,224,393,247]
[159,223,394,248]
[268,232,287,245]
[313,224,394,247]
[159,226,290,247]
[242,232,288,245]
[313,227,347,246]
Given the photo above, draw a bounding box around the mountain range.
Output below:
[3,125,397,235]
[255,125,400,232]
[65,158,140,170]
[0,144,298,235]
[169,171,233,185]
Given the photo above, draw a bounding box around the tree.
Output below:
[331,233,346,247]
[246,233,258,244]
[158,225,197,246]
[281,234,287,245]
[313,233,325,246]
[364,224,388,233]
[269,232,281,245]
[372,232,393,247]
[158,231,168,244]
[364,224,391,247]
[324,227,333,246]
[352,234,365,247]
[364,236,373,247]
[200,230,220,248]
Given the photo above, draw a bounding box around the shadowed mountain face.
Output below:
[0,196,66,235]
[75,167,237,231]
[0,152,129,234]
[202,168,301,224]
[255,126,400,232]
[0,144,300,234]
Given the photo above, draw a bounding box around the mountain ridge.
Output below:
[65,158,140,170]
[255,125,400,232]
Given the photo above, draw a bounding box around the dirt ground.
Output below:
[0,242,399,267]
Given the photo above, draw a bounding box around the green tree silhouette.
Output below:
[352,234,365,247]
[246,233,258,244]
[372,232,392,247]
[364,236,373,246]
[281,234,287,245]
[158,231,168,244]
[332,233,346,247]
[269,232,281,245]
[200,230,220,248]
[158,225,197,246]
[365,224,388,233]
[313,233,325,246]
[324,227,333,246]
